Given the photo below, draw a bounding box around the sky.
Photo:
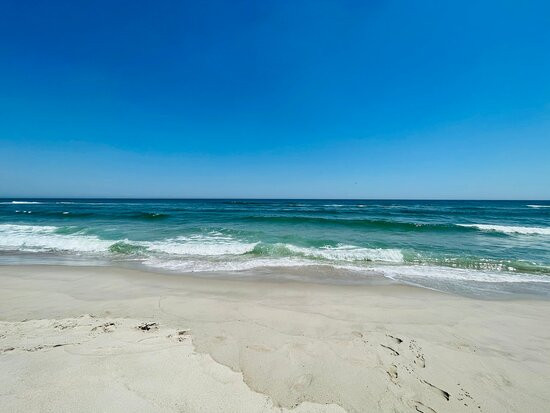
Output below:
[1,1,549,199]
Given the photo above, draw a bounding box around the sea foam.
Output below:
[0,224,112,253]
[458,224,550,235]
[143,234,258,256]
[368,265,550,283]
[142,256,316,272]
[284,244,404,263]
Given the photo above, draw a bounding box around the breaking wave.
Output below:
[457,224,550,235]
[251,243,403,263]
[1,223,548,284]
[0,224,111,253]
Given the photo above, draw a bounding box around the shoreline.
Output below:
[1,264,550,412]
[2,257,549,301]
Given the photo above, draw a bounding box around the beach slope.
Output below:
[1,265,549,412]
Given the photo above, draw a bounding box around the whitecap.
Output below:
[458,224,550,235]
[0,201,42,204]
[142,234,258,256]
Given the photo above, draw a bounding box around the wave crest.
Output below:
[458,224,550,235]
[144,235,258,256]
[0,224,111,253]
[252,243,403,263]
[1,201,42,204]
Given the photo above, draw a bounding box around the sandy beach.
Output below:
[0,265,549,412]
[3,0,549,410]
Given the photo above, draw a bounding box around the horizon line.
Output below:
[1,197,549,202]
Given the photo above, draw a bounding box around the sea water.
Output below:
[1,199,549,297]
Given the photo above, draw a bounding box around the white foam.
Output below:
[458,224,550,235]
[1,201,42,204]
[142,256,316,272]
[142,234,258,256]
[0,224,58,233]
[0,225,261,257]
[285,244,404,263]
[143,257,550,284]
[527,204,550,208]
[0,224,111,253]
[367,264,550,283]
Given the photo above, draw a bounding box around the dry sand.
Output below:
[1,265,549,412]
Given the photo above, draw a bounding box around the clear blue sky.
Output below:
[1,1,549,199]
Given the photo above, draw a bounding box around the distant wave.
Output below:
[458,224,550,235]
[13,210,95,218]
[125,212,170,220]
[0,201,42,204]
[241,215,461,232]
[8,210,170,220]
[527,205,550,209]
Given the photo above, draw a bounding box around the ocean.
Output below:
[1,199,549,297]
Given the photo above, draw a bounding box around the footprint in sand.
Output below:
[352,331,364,339]
[421,379,450,401]
[386,334,403,344]
[291,373,313,392]
[53,320,77,330]
[386,364,399,383]
[91,322,116,333]
[409,400,437,413]
[409,340,426,368]
[170,330,190,342]
[136,322,158,331]
[380,344,399,356]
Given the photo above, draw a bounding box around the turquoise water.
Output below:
[1,199,549,297]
